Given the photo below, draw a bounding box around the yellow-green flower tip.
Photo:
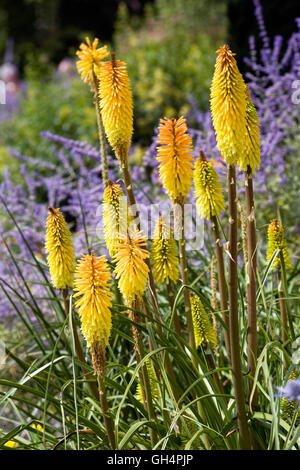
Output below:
[281,371,299,421]
[194,153,225,220]
[45,207,75,289]
[191,294,217,348]
[266,219,292,269]
[151,217,179,286]
[136,361,159,403]
[103,180,127,258]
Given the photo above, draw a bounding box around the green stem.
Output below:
[166,282,182,337]
[97,374,116,449]
[245,167,258,403]
[92,73,108,188]
[227,165,252,450]
[62,289,99,401]
[205,349,226,398]
[278,269,289,370]
[175,199,195,351]
[211,215,230,362]
[174,199,210,447]
[143,298,181,408]
[129,299,157,447]
[53,429,95,450]
[279,253,295,341]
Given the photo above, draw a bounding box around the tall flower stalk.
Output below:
[156,116,211,444]
[193,150,230,360]
[99,53,160,319]
[74,252,115,449]
[76,37,110,187]
[98,54,185,445]
[156,116,195,349]
[210,255,219,349]
[267,219,293,356]
[238,85,261,399]
[211,45,251,449]
[113,230,157,446]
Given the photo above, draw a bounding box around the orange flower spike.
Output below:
[156,116,194,202]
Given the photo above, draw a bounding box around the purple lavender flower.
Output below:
[277,380,300,403]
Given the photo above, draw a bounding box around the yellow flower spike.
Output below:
[193,151,225,220]
[103,180,127,258]
[113,230,149,305]
[190,294,217,348]
[238,85,261,172]
[45,207,75,289]
[76,37,109,87]
[99,54,133,163]
[136,361,159,403]
[267,219,292,269]
[210,45,247,166]
[156,116,194,202]
[151,217,179,286]
[74,252,112,375]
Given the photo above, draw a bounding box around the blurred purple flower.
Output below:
[277,379,300,403]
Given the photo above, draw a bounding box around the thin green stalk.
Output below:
[53,429,95,450]
[143,298,180,407]
[166,282,182,337]
[97,374,116,449]
[245,166,258,402]
[279,252,295,341]
[92,73,108,188]
[227,165,251,450]
[278,270,289,363]
[205,349,226,400]
[129,300,158,447]
[283,410,298,449]
[211,215,230,361]
[175,199,195,351]
[174,199,210,448]
[62,289,99,401]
